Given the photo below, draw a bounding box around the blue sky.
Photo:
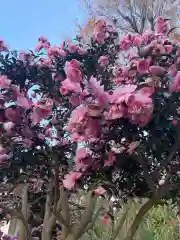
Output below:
[0,0,87,51]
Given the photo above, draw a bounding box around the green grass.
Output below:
[81,200,180,240]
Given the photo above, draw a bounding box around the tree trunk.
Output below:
[65,234,75,240]
[8,219,19,236]
[19,184,28,240]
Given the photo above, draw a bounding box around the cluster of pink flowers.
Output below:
[0,15,179,193]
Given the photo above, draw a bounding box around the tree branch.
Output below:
[74,192,97,239]
[110,200,132,240]
[124,197,158,240]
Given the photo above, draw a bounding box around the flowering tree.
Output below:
[0,15,180,240]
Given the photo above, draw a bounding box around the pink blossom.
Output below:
[155,17,168,34]
[94,187,106,196]
[120,34,133,50]
[59,86,69,95]
[3,122,14,133]
[88,77,110,105]
[164,44,173,53]
[16,94,31,109]
[63,172,82,190]
[0,146,7,155]
[67,105,99,142]
[98,56,109,68]
[168,64,177,77]
[93,19,107,44]
[133,35,143,46]
[0,75,11,89]
[77,47,86,55]
[75,148,90,171]
[0,154,9,163]
[0,40,8,52]
[104,151,115,166]
[52,73,64,82]
[38,58,52,68]
[169,72,180,92]
[35,41,50,52]
[137,59,150,74]
[100,214,109,225]
[64,60,82,82]
[69,95,82,106]
[68,43,77,53]
[159,179,165,186]
[38,36,48,42]
[31,98,53,125]
[127,93,153,127]
[104,85,137,120]
[60,78,82,94]
[138,87,155,97]
[149,66,166,76]
[5,107,21,122]
[171,119,178,126]
[47,46,62,58]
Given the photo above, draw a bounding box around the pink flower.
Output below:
[64,60,82,82]
[68,43,77,53]
[120,34,133,50]
[63,171,82,190]
[47,46,62,58]
[94,187,106,196]
[137,59,150,74]
[98,56,109,68]
[133,35,143,46]
[3,122,14,133]
[77,47,86,55]
[104,85,137,120]
[16,94,31,109]
[93,20,107,44]
[67,105,99,142]
[159,179,165,186]
[35,41,50,52]
[59,86,69,95]
[88,77,110,105]
[0,40,8,52]
[168,64,177,77]
[38,58,52,68]
[5,107,21,122]
[127,93,153,127]
[31,98,53,125]
[104,151,115,166]
[164,44,173,54]
[0,146,7,155]
[60,78,82,94]
[100,214,109,225]
[75,148,90,171]
[138,87,155,97]
[171,119,178,126]
[169,72,180,92]
[0,154,9,163]
[0,75,11,89]
[155,16,168,34]
[38,36,48,42]
[149,66,166,76]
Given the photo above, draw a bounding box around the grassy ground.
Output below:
[81,200,180,240]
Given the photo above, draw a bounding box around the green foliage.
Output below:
[81,201,180,240]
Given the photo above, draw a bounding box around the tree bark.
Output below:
[19,184,29,240]
[124,198,157,240]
